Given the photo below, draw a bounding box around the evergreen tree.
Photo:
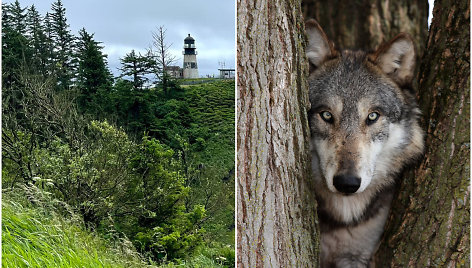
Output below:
[48,0,76,91]
[25,5,51,74]
[43,12,56,74]
[118,50,154,91]
[76,28,113,116]
[3,0,27,35]
[2,1,31,89]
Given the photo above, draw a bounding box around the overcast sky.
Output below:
[7,0,236,77]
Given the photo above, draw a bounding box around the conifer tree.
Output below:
[2,1,30,89]
[48,0,76,91]
[25,5,50,73]
[119,50,154,91]
[76,28,113,115]
[44,12,56,74]
[3,0,27,35]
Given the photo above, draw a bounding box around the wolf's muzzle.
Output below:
[333,174,361,194]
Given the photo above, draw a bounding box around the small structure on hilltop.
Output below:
[165,65,183,79]
[218,68,235,79]
[183,34,199,79]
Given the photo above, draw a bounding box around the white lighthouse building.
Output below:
[182,34,199,79]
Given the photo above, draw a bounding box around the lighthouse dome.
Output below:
[184,34,195,43]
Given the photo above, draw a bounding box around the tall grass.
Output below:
[2,185,232,268]
[2,186,155,268]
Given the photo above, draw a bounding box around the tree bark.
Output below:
[301,0,428,90]
[374,0,470,266]
[301,0,429,54]
[237,0,319,266]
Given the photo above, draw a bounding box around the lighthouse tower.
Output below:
[182,34,199,79]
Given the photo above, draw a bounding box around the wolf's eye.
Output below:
[367,112,380,124]
[320,111,334,123]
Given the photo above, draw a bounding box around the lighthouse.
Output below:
[182,34,199,79]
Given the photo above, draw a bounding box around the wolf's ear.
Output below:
[371,34,416,85]
[305,19,336,70]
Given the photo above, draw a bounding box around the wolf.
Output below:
[305,19,424,268]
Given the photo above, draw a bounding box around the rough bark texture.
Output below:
[237,0,319,267]
[301,0,428,91]
[374,0,470,266]
[301,0,429,54]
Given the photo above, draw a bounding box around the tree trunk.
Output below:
[301,0,429,54]
[237,0,319,266]
[374,0,470,266]
[301,0,429,90]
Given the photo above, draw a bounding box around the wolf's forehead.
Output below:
[321,54,383,95]
[309,53,402,114]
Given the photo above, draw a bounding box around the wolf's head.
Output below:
[306,19,424,197]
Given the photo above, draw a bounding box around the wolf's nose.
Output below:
[333,174,361,194]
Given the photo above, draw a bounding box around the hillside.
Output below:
[2,80,235,267]
[2,187,155,268]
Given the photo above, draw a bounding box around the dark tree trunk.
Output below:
[301,0,429,90]
[374,0,470,266]
[301,0,429,54]
[237,0,319,266]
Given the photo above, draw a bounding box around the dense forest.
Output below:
[2,0,235,267]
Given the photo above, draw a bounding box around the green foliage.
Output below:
[134,204,206,262]
[34,121,135,226]
[104,80,236,261]
[2,186,156,268]
[47,0,76,91]
[2,1,31,89]
[76,28,113,117]
[2,130,38,185]
[119,49,154,91]
[158,242,235,268]
[25,5,51,73]
[7,121,208,263]
[182,81,235,245]
[2,1,27,35]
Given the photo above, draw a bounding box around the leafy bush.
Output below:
[6,121,207,263]
[134,204,206,262]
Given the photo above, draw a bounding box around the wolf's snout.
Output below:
[333,174,361,194]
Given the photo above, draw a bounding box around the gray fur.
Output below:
[306,20,424,268]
